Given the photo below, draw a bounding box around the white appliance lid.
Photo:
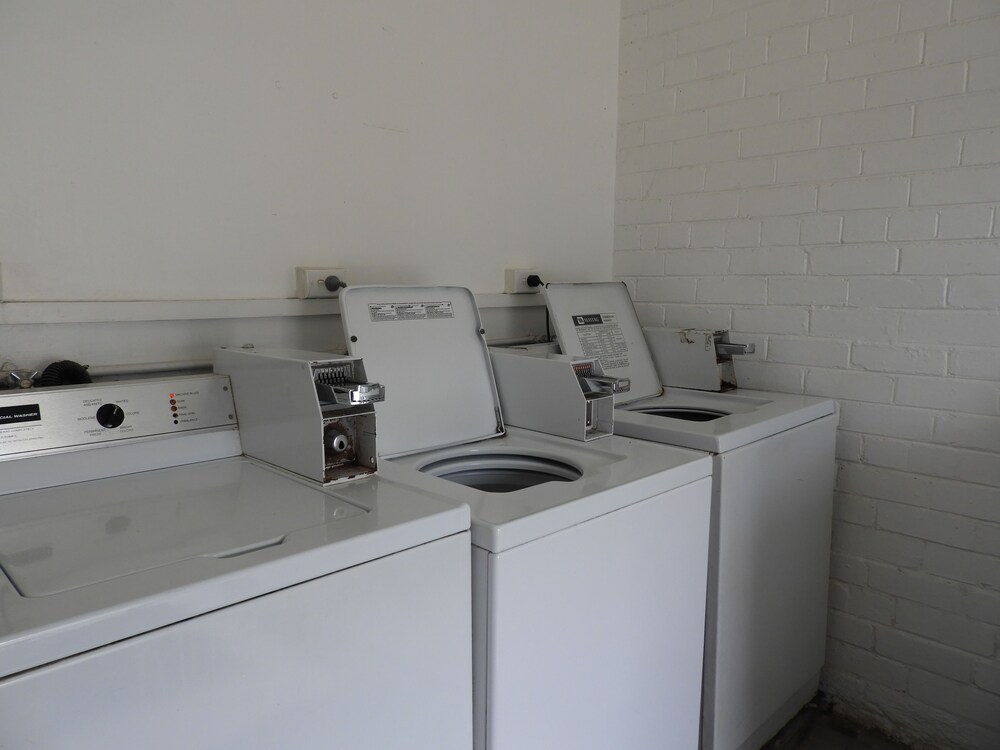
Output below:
[543,282,663,403]
[0,459,364,597]
[339,286,504,457]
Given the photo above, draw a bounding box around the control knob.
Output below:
[96,403,126,429]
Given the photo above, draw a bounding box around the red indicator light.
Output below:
[168,393,175,399]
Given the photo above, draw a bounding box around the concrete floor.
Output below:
[762,700,913,750]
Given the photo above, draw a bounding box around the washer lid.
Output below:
[0,455,471,680]
[543,282,663,404]
[340,286,504,457]
[0,460,365,597]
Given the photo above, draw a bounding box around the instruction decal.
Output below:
[368,301,455,322]
[572,313,631,370]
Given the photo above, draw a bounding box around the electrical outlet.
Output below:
[504,268,541,294]
[296,267,347,299]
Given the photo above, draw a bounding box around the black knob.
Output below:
[96,403,125,429]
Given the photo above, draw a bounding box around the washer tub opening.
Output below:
[636,407,730,422]
[420,454,582,493]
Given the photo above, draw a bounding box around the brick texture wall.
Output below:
[614,1,1000,748]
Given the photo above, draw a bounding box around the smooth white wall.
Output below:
[615,1,1000,749]
[0,1,619,301]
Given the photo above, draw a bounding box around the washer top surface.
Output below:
[616,388,836,453]
[0,458,367,597]
[0,456,469,679]
[381,426,712,552]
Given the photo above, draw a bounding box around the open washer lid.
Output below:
[543,282,663,404]
[340,286,504,458]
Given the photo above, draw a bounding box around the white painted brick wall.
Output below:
[729,245,807,274]
[848,277,945,308]
[800,213,844,245]
[778,146,862,183]
[838,402,935,440]
[887,210,938,241]
[866,63,965,108]
[842,210,889,242]
[911,165,1000,205]
[770,336,852,367]
[741,117,820,157]
[705,157,775,189]
[862,133,963,174]
[741,183,818,215]
[807,244,899,275]
[615,1,1000,747]
[852,343,948,375]
[782,78,867,120]
[963,128,1000,165]
[937,205,995,239]
[818,175,910,211]
[769,276,849,305]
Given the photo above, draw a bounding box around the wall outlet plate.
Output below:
[296,267,346,299]
[504,268,541,294]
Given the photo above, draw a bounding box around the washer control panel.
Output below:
[0,375,237,457]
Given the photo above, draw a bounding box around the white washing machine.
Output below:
[338,285,715,750]
[0,374,471,750]
[543,282,839,750]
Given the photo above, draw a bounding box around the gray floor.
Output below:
[762,700,913,750]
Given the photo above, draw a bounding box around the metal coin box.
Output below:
[488,348,628,442]
[214,348,385,484]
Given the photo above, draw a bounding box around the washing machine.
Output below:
[542,281,839,750]
[0,372,472,749]
[338,285,715,750]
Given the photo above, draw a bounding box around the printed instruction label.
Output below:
[0,429,47,452]
[368,301,455,322]
[572,313,631,370]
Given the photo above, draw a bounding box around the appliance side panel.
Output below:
[0,532,473,750]
[473,545,490,750]
[487,476,712,750]
[705,415,838,750]
[215,349,325,482]
[700,456,725,750]
[489,351,586,441]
